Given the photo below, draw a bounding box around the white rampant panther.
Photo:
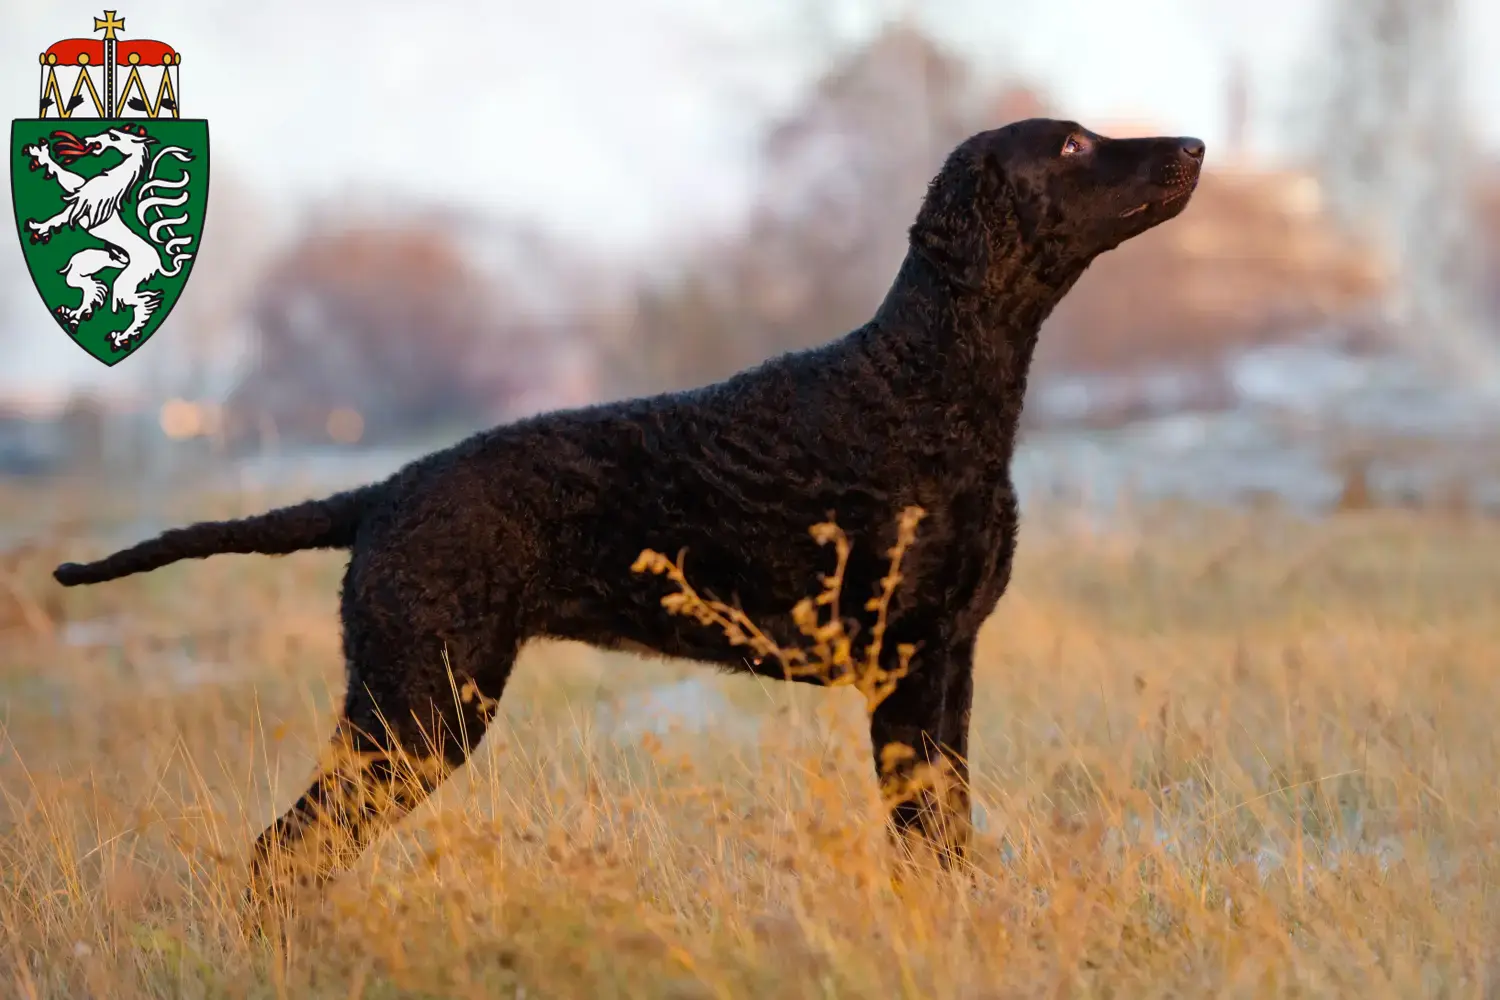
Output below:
[23,125,197,351]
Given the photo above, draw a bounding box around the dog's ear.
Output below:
[909,156,1011,292]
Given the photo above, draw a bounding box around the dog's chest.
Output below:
[919,472,1019,602]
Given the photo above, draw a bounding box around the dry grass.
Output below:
[3,481,1500,998]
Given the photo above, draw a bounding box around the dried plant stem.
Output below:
[632,506,926,715]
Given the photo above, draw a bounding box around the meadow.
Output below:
[2,477,1498,998]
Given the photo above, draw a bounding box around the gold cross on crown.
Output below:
[93,10,125,40]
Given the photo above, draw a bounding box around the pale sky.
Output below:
[4,0,1500,390]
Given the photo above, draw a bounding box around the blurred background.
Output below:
[5,0,1500,522]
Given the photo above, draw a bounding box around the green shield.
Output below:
[10,118,209,366]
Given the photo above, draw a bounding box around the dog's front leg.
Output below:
[936,644,975,854]
[868,639,974,870]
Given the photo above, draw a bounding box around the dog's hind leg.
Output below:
[246,619,518,916]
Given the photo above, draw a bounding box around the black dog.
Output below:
[54,118,1203,901]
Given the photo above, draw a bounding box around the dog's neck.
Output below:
[864,243,1089,451]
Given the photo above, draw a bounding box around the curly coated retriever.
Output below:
[54,118,1204,903]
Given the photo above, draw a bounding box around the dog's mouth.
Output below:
[1118,182,1198,219]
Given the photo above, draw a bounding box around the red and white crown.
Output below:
[36,10,182,120]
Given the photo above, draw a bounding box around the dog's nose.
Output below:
[1177,137,1206,162]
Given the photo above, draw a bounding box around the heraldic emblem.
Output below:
[10,11,208,366]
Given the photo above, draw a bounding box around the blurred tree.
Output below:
[1299,0,1497,382]
[223,213,543,450]
[608,20,1004,397]
[1224,54,1249,161]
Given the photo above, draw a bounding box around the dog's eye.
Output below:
[1061,135,1086,156]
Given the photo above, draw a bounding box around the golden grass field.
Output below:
[2,478,1499,998]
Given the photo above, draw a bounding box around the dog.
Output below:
[53,118,1204,906]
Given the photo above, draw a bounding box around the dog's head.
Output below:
[911,118,1204,290]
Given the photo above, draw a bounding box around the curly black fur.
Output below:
[54,118,1204,903]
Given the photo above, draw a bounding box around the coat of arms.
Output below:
[10,10,208,366]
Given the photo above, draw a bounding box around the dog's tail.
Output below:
[53,484,381,587]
